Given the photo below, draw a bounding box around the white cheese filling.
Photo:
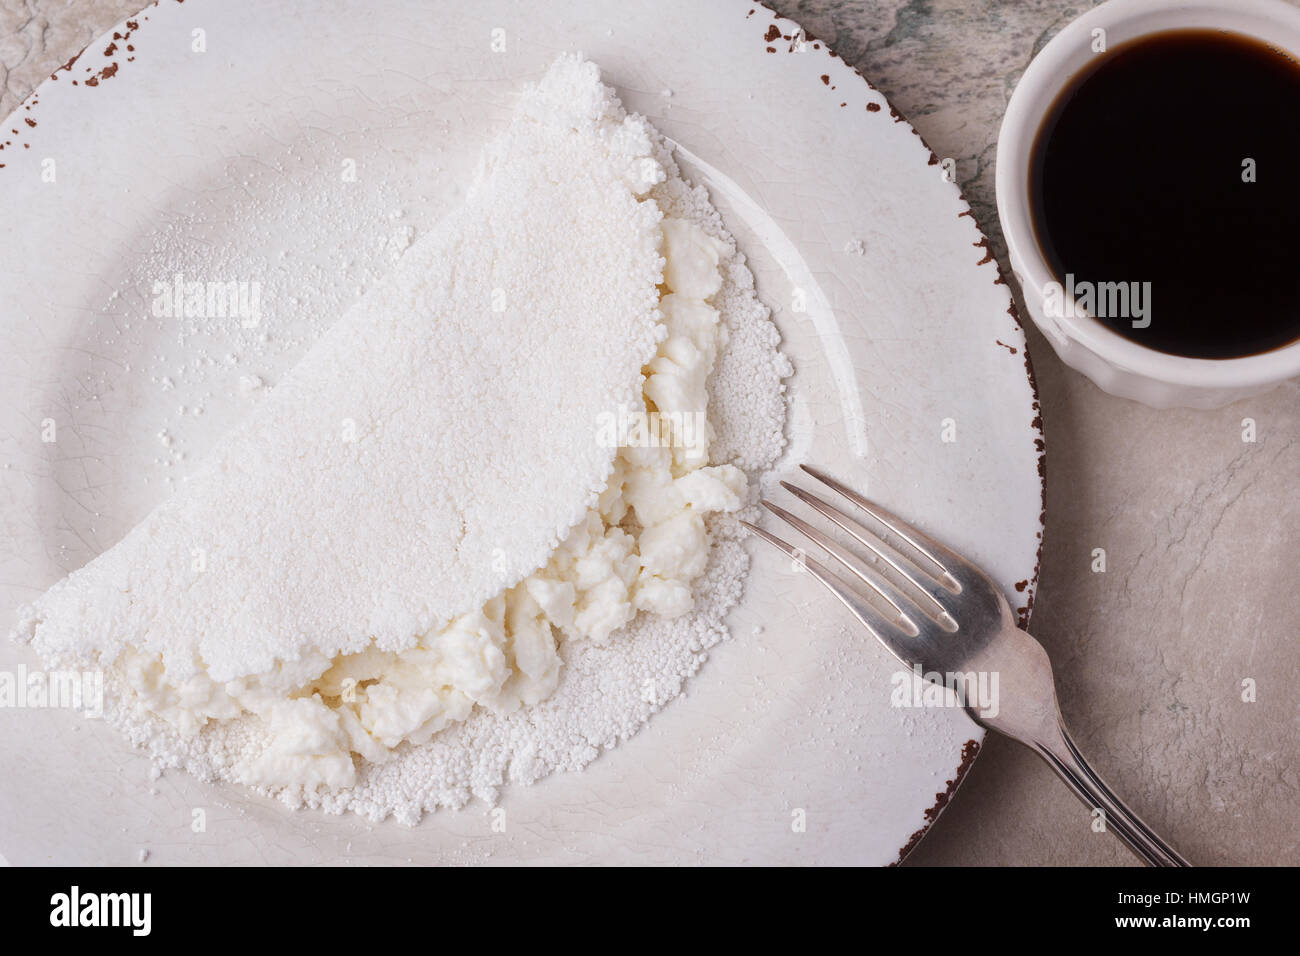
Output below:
[115,217,745,792]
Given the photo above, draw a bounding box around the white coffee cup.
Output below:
[996,0,1300,409]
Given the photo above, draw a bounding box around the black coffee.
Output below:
[1029,30,1300,358]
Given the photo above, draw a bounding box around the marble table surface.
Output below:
[2,0,1296,866]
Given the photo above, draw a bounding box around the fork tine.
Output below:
[798,464,963,593]
[780,482,961,628]
[739,521,919,645]
[759,500,913,626]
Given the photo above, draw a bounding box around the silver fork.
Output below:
[743,464,1190,867]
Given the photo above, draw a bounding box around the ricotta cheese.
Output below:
[161,214,744,792]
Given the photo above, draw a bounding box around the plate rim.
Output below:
[0,0,1047,865]
[746,0,1046,863]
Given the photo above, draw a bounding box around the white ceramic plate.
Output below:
[0,0,1042,865]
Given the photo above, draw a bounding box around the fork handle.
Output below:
[1031,721,1191,867]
